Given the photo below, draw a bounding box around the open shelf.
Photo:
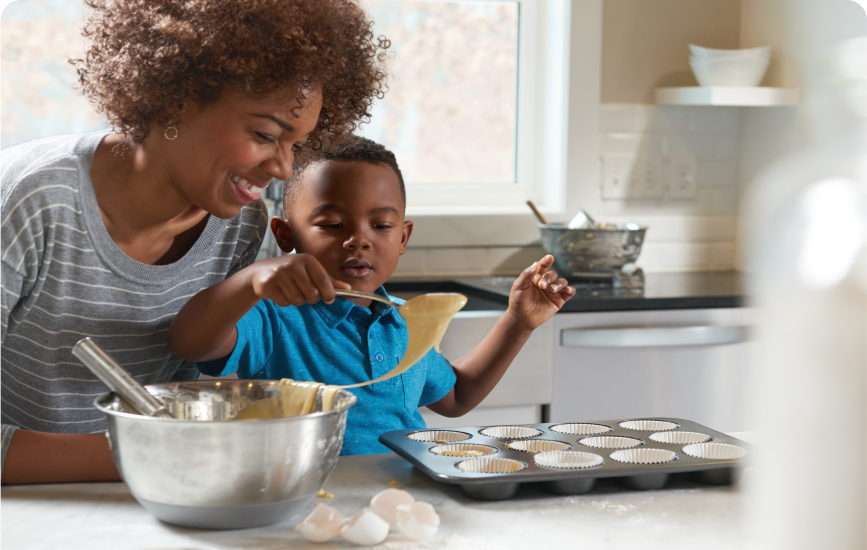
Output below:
[655,86,799,107]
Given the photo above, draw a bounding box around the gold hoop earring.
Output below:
[164,126,179,140]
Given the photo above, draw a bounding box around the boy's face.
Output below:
[271,160,412,296]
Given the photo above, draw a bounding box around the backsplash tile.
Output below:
[687,106,740,134]
[427,247,491,274]
[711,243,737,269]
[488,245,547,273]
[392,249,428,275]
[599,104,635,133]
[658,242,712,271]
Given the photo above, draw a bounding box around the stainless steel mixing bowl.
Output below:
[95,380,357,530]
[539,223,647,277]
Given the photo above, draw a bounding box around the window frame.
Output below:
[397,0,569,210]
[404,0,603,247]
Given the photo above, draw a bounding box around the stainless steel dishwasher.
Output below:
[551,308,755,432]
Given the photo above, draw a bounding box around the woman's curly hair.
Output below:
[72,0,389,147]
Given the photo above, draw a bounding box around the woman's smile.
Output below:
[229,172,270,204]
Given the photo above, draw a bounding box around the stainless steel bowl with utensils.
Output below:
[539,223,647,277]
[95,380,357,530]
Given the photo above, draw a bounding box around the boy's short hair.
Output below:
[282,135,406,214]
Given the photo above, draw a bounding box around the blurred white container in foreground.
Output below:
[743,28,866,550]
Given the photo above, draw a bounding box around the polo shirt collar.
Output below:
[311,286,402,329]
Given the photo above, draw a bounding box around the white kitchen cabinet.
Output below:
[419,311,552,428]
[551,308,756,433]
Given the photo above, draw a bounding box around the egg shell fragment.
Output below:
[370,488,415,528]
[340,507,390,546]
[396,501,440,542]
[294,503,345,543]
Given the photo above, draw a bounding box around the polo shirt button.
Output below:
[375,353,384,362]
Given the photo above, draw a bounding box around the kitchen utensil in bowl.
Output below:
[566,209,598,229]
[525,200,549,225]
[95,380,357,529]
[538,223,647,277]
[72,337,172,419]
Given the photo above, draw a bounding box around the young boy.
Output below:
[168,136,575,454]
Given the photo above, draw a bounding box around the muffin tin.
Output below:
[379,417,751,501]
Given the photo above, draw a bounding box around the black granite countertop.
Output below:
[386,271,744,312]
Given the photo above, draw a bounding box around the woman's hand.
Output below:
[507,255,575,332]
[248,254,351,307]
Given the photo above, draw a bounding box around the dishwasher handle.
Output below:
[560,325,748,348]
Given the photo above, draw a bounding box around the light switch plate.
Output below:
[638,156,664,198]
[668,152,698,199]
[602,155,664,199]
[602,155,633,199]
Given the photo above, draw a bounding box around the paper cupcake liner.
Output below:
[610,448,677,465]
[534,451,604,470]
[578,436,644,449]
[682,442,748,460]
[649,431,713,445]
[479,426,543,439]
[457,458,527,474]
[406,430,471,443]
[549,423,612,435]
[506,440,572,453]
[619,420,679,431]
[429,443,498,457]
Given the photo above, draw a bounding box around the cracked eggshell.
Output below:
[294,503,345,543]
[340,507,390,546]
[396,501,440,542]
[369,488,415,528]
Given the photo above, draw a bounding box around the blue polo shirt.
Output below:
[197,287,457,455]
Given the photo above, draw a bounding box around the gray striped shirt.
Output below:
[0,132,267,472]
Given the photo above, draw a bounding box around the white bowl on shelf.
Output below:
[690,54,771,87]
[689,44,771,59]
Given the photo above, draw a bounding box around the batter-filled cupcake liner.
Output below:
[429,443,498,457]
[457,458,527,474]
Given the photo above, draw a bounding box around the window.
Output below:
[1,0,107,148]
[358,0,572,212]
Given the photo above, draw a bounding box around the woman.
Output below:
[0,0,388,484]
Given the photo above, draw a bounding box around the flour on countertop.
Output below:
[369,534,497,549]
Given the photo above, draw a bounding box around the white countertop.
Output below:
[2,434,760,550]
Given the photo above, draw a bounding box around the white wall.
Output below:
[601,0,742,103]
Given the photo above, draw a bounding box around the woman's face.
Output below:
[161,88,323,219]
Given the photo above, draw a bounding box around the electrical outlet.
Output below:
[668,152,698,198]
[602,155,664,199]
[638,156,664,198]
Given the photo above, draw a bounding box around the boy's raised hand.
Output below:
[508,255,575,331]
[248,254,352,307]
